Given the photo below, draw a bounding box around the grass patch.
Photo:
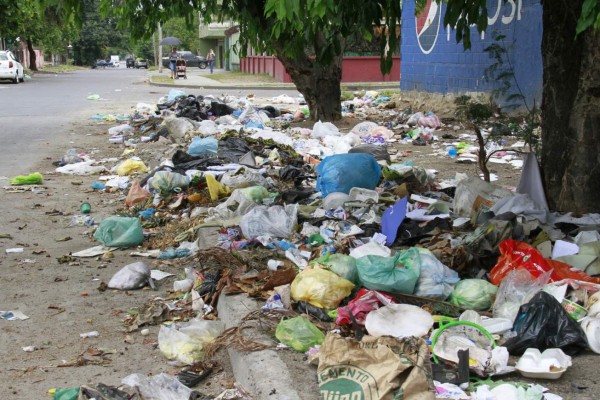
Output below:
[208,72,276,83]
[38,64,88,74]
[150,75,174,85]
[379,89,401,97]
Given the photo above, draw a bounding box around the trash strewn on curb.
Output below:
[30,87,600,399]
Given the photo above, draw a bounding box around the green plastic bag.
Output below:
[94,216,144,248]
[356,248,421,293]
[449,279,498,311]
[275,316,325,352]
[54,388,79,400]
[9,172,43,185]
[312,252,358,284]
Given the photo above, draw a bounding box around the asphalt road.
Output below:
[0,67,298,177]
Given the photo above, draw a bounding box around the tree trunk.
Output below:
[274,33,344,122]
[541,0,600,213]
[26,38,38,71]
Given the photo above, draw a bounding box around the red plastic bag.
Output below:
[490,240,600,286]
[125,180,151,207]
[336,289,395,326]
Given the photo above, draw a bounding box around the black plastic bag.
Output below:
[504,291,588,356]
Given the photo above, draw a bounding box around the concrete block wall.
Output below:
[401,0,542,107]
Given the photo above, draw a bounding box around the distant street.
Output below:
[0,67,298,176]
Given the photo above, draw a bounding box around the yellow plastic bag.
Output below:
[115,159,148,176]
[206,174,230,201]
[291,268,354,309]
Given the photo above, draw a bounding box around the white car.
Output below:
[0,50,24,84]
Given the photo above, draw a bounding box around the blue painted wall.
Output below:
[401,0,543,108]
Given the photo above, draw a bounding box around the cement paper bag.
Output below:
[317,333,434,400]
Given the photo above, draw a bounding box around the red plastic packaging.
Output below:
[490,239,600,286]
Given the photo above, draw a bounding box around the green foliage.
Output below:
[93,0,400,75]
[577,0,600,34]
[73,0,129,65]
[454,96,493,122]
[162,17,201,53]
[483,31,526,111]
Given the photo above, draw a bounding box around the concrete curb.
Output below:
[217,293,314,400]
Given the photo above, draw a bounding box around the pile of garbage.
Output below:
[30,88,600,400]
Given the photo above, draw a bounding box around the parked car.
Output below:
[126,57,135,68]
[0,50,24,84]
[135,58,149,69]
[162,51,207,69]
[94,60,115,68]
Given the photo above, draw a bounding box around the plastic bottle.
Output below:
[80,202,91,214]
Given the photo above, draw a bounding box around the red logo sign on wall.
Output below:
[416,0,442,54]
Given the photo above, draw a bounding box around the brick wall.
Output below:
[401,0,542,107]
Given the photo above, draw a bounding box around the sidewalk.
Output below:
[148,67,400,91]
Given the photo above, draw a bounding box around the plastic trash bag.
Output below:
[449,279,498,311]
[350,121,379,136]
[220,168,267,189]
[206,174,230,201]
[316,153,381,196]
[122,373,192,400]
[493,269,550,322]
[55,161,108,176]
[336,289,395,326]
[240,204,298,239]
[53,388,79,400]
[413,248,460,300]
[125,180,151,207]
[504,291,588,356]
[291,268,354,309]
[115,159,148,176]
[164,117,195,142]
[150,171,190,192]
[311,121,341,138]
[94,217,144,248]
[158,319,225,364]
[452,176,512,218]
[167,89,186,101]
[312,252,358,284]
[490,239,600,285]
[188,136,218,156]
[9,172,43,185]
[355,249,421,294]
[275,316,325,352]
[108,262,153,290]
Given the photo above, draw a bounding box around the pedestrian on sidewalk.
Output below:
[169,47,178,79]
[207,49,215,74]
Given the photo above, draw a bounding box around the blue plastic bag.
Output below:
[316,153,381,196]
[188,136,218,157]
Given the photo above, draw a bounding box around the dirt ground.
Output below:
[1,93,598,400]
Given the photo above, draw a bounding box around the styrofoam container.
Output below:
[515,348,572,379]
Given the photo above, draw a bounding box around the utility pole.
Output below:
[152,33,158,67]
[158,23,163,73]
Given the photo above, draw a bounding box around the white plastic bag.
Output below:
[240,204,298,239]
[492,269,550,321]
[122,373,191,400]
[107,262,153,290]
[158,319,225,364]
[311,121,341,138]
[413,249,460,300]
[164,117,195,142]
